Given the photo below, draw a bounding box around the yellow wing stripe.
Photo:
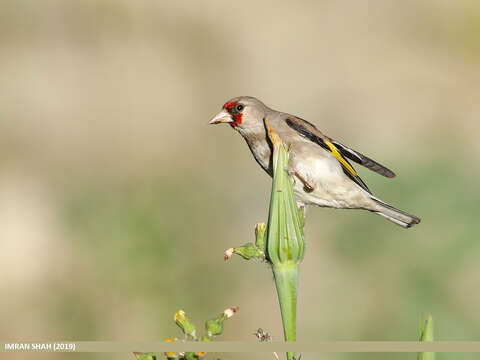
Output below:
[325,140,358,176]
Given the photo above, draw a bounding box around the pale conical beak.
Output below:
[209,110,233,124]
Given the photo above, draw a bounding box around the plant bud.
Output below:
[174,310,196,338]
[255,222,267,249]
[264,117,305,266]
[205,316,225,337]
[205,306,238,337]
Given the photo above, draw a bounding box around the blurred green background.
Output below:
[1,1,479,359]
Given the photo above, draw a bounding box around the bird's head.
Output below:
[209,96,268,133]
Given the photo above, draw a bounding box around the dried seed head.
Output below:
[224,248,234,261]
[223,306,239,318]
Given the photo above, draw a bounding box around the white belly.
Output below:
[290,144,371,209]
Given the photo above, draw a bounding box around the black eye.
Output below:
[236,104,244,111]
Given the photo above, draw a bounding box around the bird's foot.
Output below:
[289,167,314,193]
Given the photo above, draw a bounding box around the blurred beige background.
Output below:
[1,1,479,359]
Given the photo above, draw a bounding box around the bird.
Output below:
[209,96,420,228]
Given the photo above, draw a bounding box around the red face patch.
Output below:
[223,101,238,110]
[223,101,243,127]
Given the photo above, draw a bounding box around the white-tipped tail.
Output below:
[371,198,421,228]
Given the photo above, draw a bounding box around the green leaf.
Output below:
[417,313,434,360]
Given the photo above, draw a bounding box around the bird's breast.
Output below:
[244,134,272,174]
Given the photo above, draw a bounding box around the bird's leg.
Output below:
[289,166,314,192]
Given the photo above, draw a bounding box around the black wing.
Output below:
[329,140,396,178]
[286,117,372,194]
[285,117,396,178]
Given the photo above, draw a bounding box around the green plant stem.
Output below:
[272,263,298,360]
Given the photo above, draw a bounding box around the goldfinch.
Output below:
[209,96,420,228]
